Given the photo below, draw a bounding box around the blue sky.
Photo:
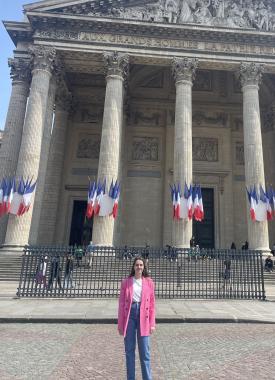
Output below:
[0,1,37,130]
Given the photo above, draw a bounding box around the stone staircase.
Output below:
[0,252,274,299]
[0,254,22,282]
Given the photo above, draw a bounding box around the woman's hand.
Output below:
[118,330,124,336]
[150,327,156,334]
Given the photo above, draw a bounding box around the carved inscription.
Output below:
[132,137,159,161]
[35,30,275,56]
[77,134,100,159]
[192,137,218,162]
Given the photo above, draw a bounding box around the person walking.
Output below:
[118,257,156,380]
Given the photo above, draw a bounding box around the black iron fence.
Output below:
[16,246,265,300]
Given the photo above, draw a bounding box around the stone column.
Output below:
[171,57,198,248]
[37,85,71,245]
[0,58,31,245]
[28,76,57,244]
[92,51,129,246]
[4,46,56,247]
[239,62,269,251]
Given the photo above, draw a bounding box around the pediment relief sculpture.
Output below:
[36,0,275,32]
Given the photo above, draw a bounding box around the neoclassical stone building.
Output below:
[1,0,275,250]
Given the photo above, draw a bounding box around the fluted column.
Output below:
[171,57,198,248]
[4,46,56,247]
[92,51,129,246]
[38,85,71,245]
[28,75,57,244]
[0,58,31,244]
[239,63,269,251]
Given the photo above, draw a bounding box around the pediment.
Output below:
[24,0,275,32]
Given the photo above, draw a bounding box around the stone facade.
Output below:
[1,0,275,250]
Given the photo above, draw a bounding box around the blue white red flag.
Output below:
[175,184,181,220]
[10,178,24,216]
[18,178,37,216]
[193,185,201,221]
[86,181,97,219]
[254,185,267,222]
[266,187,273,221]
[5,178,16,214]
[0,178,7,217]
[246,186,256,221]
[197,186,204,221]
[179,183,189,219]
[187,184,193,220]
[112,181,120,219]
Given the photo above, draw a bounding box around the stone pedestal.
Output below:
[240,62,269,251]
[0,58,30,245]
[4,47,56,247]
[171,57,198,248]
[92,52,129,246]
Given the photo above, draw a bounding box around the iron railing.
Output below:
[16,246,265,300]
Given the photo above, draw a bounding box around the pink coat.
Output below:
[118,276,156,337]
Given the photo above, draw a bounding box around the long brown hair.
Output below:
[129,257,149,277]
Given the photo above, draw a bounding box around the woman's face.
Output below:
[134,259,144,277]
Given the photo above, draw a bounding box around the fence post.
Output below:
[177,264,182,288]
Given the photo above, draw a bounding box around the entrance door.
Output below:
[69,200,93,246]
[193,188,214,248]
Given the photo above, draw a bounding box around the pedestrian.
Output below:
[241,241,249,250]
[230,242,236,250]
[35,256,48,288]
[264,255,273,272]
[48,255,62,290]
[118,257,156,380]
[86,240,95,267]
[64,252,74,289]
[190,236,196,248]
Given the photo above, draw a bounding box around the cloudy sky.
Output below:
[0,1,37,130]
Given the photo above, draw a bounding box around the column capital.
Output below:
[103,51,129,81]
[239,63,265,87]
[171,57,198,84]
[8,57,31,84]
[29,45,56,74]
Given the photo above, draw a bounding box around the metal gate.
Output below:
[17,246,265,300]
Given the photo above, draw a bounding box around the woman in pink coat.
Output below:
[118,256,156,380]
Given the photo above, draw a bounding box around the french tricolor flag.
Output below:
[187,184,193,220]
[18,179,37,216]
[112,181,120,219]
[266,187,273,221]
[197,186,204,221]
[94,180,106,215]
[86,181,97,219]
[5,178,16,214]
[175,184,181,220]
[10,178,24,216]
[0,178,7,217]
[247,186,256,221]
[193,185,201,221]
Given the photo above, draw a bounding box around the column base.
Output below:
[0,245,25,256]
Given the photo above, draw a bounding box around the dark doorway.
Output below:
[69,200,93,246]
[193,188,215,249]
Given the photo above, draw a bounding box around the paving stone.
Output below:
[0,323,275,379]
